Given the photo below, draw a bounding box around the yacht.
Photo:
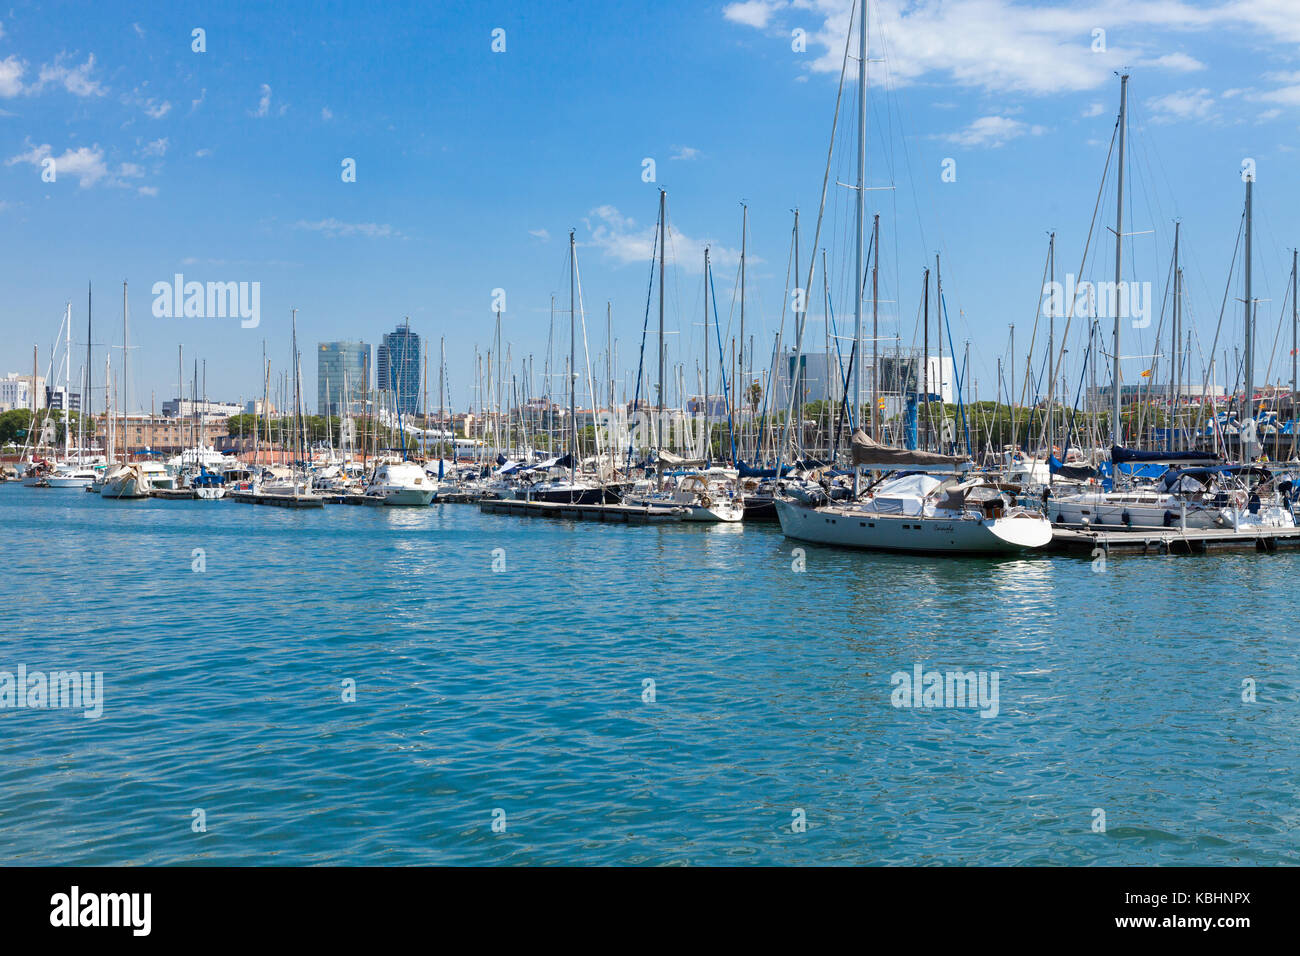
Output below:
[364,461,435,506]
[777,472,1053,554]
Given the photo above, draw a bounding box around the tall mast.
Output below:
[1292,249,1298,432]
[85,282,92,451]
[1047,231,1055,454]
[1171,221,1181,451]
[703,246,711,464]
[1110,73,1129,448]
[64,302,72,460]
[440,337,446,466]
[657,188,667,454]
[936,253,943,439]
[923,266,931,450]
[852,0,866,495]
[1243,171,1254,449]
[569,228,578,481]
[122,281,129,460]
[739,203,747,461]
[871,212,880,442]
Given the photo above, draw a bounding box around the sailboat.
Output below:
[772,0,1052,553]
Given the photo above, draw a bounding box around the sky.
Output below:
[3,0,1300,416]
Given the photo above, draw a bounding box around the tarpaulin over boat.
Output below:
[1110,444,1219,465]
[1048,454,1098,480]
[737,460,796,478]
[656,450,705,467]
[850,430,970,470]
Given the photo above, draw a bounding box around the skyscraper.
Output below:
[317,341,372,416]
[377,323,421,417]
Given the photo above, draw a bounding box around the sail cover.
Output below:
[1110,444,1219,465]
[850,430,970,470]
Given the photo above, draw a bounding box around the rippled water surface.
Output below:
[2,483,1297,865]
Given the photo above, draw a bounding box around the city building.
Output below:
[778,350,954,409]
[377,324,421,417]
[317,341,372,416]
[1,372,46,412]
[162,398,243,420]
[44,385,81,413]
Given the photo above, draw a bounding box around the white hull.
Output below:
[776,499,1052,553]
[100,476,149,499]
[376,487,435,506]
[45,475,96,488]
[195,486,227,500]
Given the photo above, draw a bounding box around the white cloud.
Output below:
[195,148,212,158]
[191,88,206,113]
[141,137,168,157]
[582,205,742,272]
[1142,52,1204,72]
[0,56,24,98]
[36,53,105,97]
[528,228,550,241]
[6,142,110,187]
[670,145,701,161]
[137,185,158,197]
[1146,88,1215,122]
[728,1,1300,97]
[321,106,333,120]
[942,115,1043,147]
[294,218,399,238]
[252,83,272,117]
[723,0,785,29]
[143,98,171,119]
[1082,102,1106,118]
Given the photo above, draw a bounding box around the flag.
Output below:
[1140,368,1152,378]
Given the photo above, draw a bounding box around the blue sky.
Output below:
[3,0,1300,415]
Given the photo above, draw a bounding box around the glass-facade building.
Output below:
[377,324,421,416]
[317,341,372,416]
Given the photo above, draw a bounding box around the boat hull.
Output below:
[775,500,1052,553]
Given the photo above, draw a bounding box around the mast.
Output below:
[1292,249,1298,450]
[871,212,880,442]
[936,253,943,442]
[703,246,711,464]
[1047,231,1055,454]
[1111,73,1129,448]
[1171,221,1181,451]
[64,302,72,461]
[122,281,129,460]
[923,266,931,451]
[440,336,446,467]
[657,188,667,455]
[569,228,578,482]
[739,203,747,461]
[85,282,92,457]
[1243,170,1254,452]
[852,0,866,495]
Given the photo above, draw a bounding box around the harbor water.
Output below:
[2,483,1297,865]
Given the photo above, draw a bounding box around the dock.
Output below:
[480,498,686,524]
[320,492,386,506]
[229,490,326,509]
[1050,524,1300,555]
[151,488,197,500]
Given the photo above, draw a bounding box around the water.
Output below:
[2,483,1297,865]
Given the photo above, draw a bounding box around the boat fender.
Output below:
[1121,510,1132,527]
[1163,510,1176,527]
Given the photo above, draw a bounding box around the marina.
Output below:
[6,0,1300,912]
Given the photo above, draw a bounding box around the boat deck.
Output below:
[480,498,686,524]
[1050,524,1300,555]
